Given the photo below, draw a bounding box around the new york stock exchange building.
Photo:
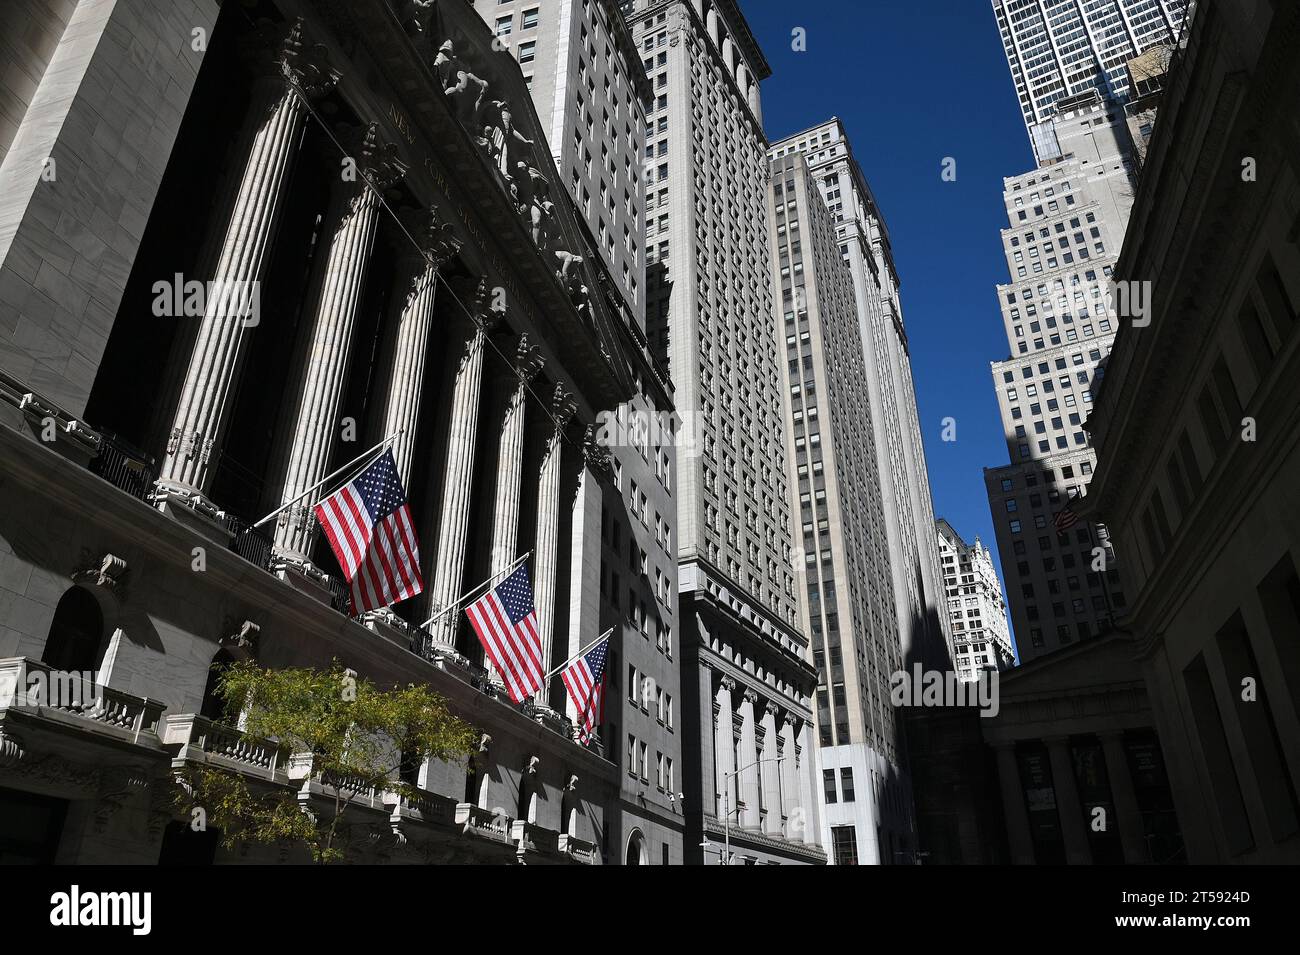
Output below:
[0,0,683,863]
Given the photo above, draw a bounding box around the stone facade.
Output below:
[936,518,1015,681]
[1084,0,1300,864]
[0,0,670,864]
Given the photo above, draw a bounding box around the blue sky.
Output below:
[744,0,1034,597]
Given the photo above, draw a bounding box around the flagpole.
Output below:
[249,429,405,530]
[543,627,615,683]
[417,550,534,630]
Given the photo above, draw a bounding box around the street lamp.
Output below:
[718,756,784,865]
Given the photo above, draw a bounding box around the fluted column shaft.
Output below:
[159,84,307,496]
[427,322,489,646]
[737,693,761,828]
[759,706,780,835]
[533,426,563,693]
[381,265,438,486]
[274,180,385,558]
[714,679,737,824]
[491,383,530,576]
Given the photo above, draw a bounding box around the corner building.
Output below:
[0,0,671,864]
[620,0,824,865]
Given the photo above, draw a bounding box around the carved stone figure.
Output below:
[434,40,489,127]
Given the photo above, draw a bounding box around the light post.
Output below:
[718,756,784,865]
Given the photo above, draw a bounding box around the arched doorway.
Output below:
[41,587,106,673]
[625,829,645,866]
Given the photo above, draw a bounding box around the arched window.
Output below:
[42,588,105,673]
[200,649,237,721]
[625,829,645,866]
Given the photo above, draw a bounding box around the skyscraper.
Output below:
[767,148,918,865]
[982,92,1136,664]
[936,518,1015,681]
[621,0,824,865]
[991,0,1187,163]
[771,119,953,675]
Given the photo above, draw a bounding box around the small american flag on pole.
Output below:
[1053,499,1080,531]
[466,563,545,703]
[562,635,609,744]
[313,449,423,613]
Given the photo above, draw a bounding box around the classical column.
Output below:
[714,676,737,825]
[491,336,543,576]
[484,335,542,686]
[795,722,816,844]
[376,205,461,486]
[564,426,608,728]
[273,124,406,561]
[1100,730,1149,864]
[156,20,338,507]
[533,381,576,697]
[759,702,781,835]
[737,688,761,829]
[426,280,498,646]
[1045,735,1093,865]
[779,717,799,836]
[993,740,1036,864]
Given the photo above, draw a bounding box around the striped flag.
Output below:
[1053,500,1080,531]
[313,449,423,613]
[465,563,545,703]
[561,636,609,744]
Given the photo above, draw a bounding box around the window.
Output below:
[831,826,858,866]
[521,7,539,29]
[822,769,837,804]
[518,40,536,63]
[840,768,855,802]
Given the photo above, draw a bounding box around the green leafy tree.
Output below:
[175,660,477,863]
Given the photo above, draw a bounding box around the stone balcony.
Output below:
[161,713,289,786]
[0,657,166,747]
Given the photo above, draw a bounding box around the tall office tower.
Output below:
[935,519,1015,681]
[991,0,1187,163]
[770,120,953,673]
[621,0,824,866]
[768,150,918,866]
[473,0,683,867]
[473,0,650,326]
[983,92,1137,664]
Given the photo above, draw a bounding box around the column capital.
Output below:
[742,687,760,706]
[512,334,545,384]
[580,424,611,475]
[347,122,408,194]
[718,675,736,694]
[546,381,577,434]
[399,203,463,275]
[466,277,506,334]
[244,17,339,99]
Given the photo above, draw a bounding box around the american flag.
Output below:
[562,635,609,745]
[1053,500,1080,531]
[465,563,545,703]
[313,450,423,613]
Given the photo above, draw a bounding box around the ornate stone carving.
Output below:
[0,728,25,768]
[222,619,260,657]
[349,122,408,195]
[513,334,544,383]
[73,552,127,591]
[276,17,340,100]
[580,424,611,475]
[434,39,489,127]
